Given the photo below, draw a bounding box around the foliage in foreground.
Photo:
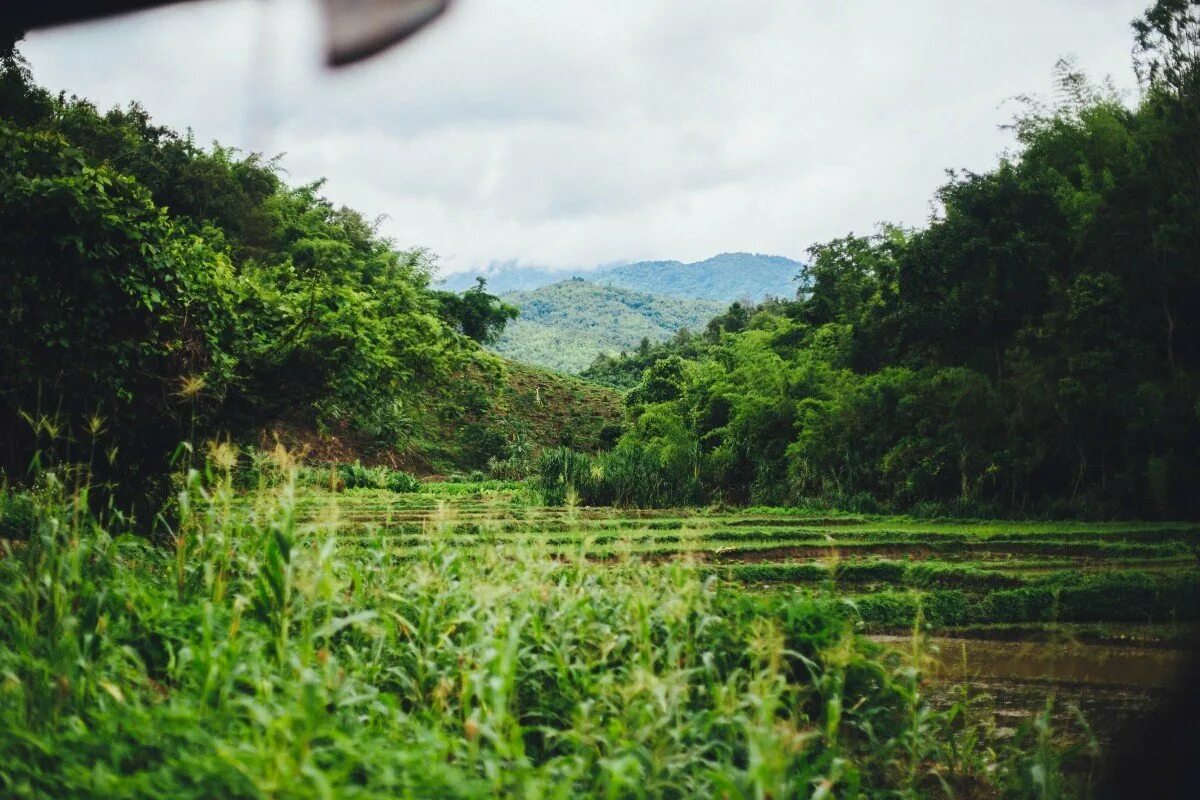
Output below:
[0,474,1088,799]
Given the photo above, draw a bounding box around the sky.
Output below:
[22,0,1150,277]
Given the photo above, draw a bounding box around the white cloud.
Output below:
[22,0,1148,275]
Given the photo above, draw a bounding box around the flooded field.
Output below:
[867,628,1200,744]
[873,633,1195,687]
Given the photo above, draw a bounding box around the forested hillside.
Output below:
[0,48,616,501]
[491,279,724,373]
[441,252,804,302]
[564,49,1200,518]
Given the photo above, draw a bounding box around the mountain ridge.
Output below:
[441,252,803,303]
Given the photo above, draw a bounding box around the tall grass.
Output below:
[535,445,700,508]
[0,463,1091,798]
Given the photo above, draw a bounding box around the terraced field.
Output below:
[258,480,1200,740]
[259,482,1200,634]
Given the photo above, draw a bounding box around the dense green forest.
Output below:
[4,0,1200,521]
[492,278,725,373]
[582,305,770,389]
[0,45,621,503]
[561,31,1200,518]
[488,257,803,374]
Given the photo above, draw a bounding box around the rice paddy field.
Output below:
[293,482,1200,745]
[294,482,1200,633]
[2,471,1197,798]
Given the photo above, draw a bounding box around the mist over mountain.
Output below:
[441,252,804,303]
[440,262,573,294]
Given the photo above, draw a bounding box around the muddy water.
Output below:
[870,633,1199,741]
[870,635,1191,687]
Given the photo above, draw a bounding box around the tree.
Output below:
[0,47,498,511]
[610,6,1200,516]
[433,277,519,344]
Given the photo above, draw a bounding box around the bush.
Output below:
[337,461,420,493]
[0,489,37,541]
[459,423,508,469]
[533,447,597,505]
[534,444,701,508]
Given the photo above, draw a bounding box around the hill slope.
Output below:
[441,252,803,302]
[257,357,622,473]
[492,279,724,373]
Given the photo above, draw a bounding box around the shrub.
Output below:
[383,469,422,493]
[533,446,596,505]
[337,461,420,493]
[459,423,508,469]
[0,489,37,541]
[534,445,701,508]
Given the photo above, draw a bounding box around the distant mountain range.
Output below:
[491,279,725,374]
[441,252,804,304]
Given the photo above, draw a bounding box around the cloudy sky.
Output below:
[23,0,1149,276]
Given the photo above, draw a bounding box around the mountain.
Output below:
[594,253,802,302]
[491,279,725,374]
[440,263,574,294]
[440,252,804,303]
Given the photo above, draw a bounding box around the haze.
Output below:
[23,0,1148,275]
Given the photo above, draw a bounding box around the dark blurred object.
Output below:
[1,1,198,34]
[0,0,451,66]
[1094,654,1200,799]
[321,0,450,66]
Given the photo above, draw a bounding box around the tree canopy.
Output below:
[0,46,519,502]
[593,2,1200,518]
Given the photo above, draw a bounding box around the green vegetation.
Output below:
[583,328,710,389]
[0,48,624,501]
[2,470,1148,799]
[431,277,520,344]
[492,279,725,373]
[3,2,1200,796]
[336,461,423,492]
[579,21,1200,519]
[593,253,804,302]
[488,259,801,376]
[488,360,624,454]
[581,301,776,390]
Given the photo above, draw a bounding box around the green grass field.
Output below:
[2,472,1197,798]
